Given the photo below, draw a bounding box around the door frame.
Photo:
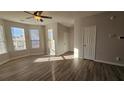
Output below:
[82,25,96,60]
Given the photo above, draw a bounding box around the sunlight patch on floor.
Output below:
[63,55,74,59]
[34,56,64,63]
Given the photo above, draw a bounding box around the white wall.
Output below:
[46,23,70,55]
[74,12,124,66]
[57,23,69,55]
[0,19,46,65]
[68,26,74,51]
[74,18,83,58]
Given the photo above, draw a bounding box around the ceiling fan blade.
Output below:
[24,11,34,15]
[34,11,38,15]
[39,11,43,15]
[26,16,33,19]
[40,19,43,22]
[41,16,52,19]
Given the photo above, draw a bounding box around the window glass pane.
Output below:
[0,42,6,54]
[48,29,54,40]
[0,25,7,54]
[0,26,4,41]
[29,29,40,48]
[32,40,40,48]
[11,27,26,50]
[30,29,39,40]
[48,29,55,55]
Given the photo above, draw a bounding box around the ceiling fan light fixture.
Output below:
[34,16,41,20]
[24,11,52,23]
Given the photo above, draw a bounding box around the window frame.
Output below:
[0,25,7,54]
[11,27,26,51]
[29,29,40,49]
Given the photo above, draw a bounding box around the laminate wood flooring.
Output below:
[0,52,124,81]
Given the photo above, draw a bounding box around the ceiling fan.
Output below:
[24,11,52,22]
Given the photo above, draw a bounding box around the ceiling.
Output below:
[0,11,101,27]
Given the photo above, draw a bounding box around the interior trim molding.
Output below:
[0,52,44,66]
[9,54,30,62]
[30,52,44,56]
[94,59,124,67]
[0,59,10,66]
[1,53,124,67]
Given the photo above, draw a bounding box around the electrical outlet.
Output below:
[116,57,120,61]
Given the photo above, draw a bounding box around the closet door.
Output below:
[83,26,96,60]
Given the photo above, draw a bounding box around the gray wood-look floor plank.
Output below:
[0,52,124,81]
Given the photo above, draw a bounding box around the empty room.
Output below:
[0,11,124,81]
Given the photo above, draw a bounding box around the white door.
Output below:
[83,25,96,60]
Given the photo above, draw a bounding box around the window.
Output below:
[0,25,7,54]
[48,29,55,55]
[29,29,40,48]
[11,27,26,51]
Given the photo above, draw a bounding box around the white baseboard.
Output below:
[30,52,44,56]
[0,52,44,66]
[1,53,124,67]
[9,54,30,61]
[0,59,10,65]
[94,60,124,67]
